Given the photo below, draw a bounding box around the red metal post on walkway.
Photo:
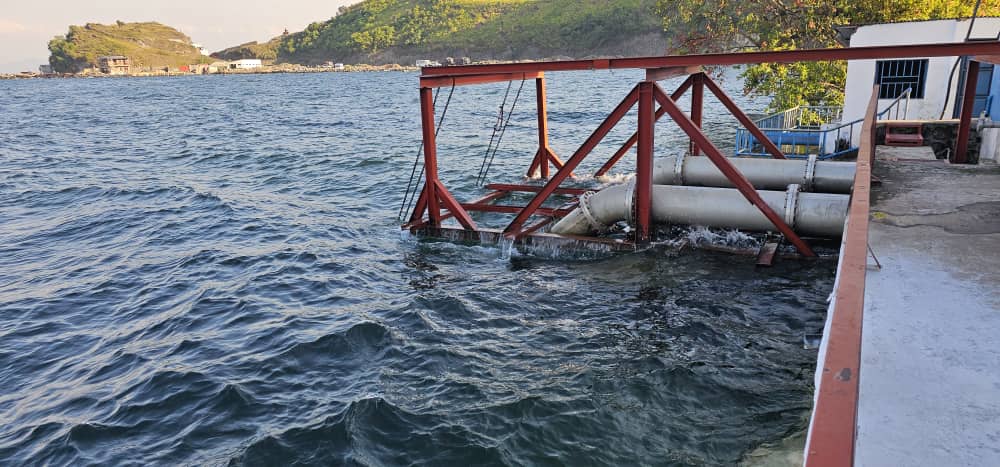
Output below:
[636,81,655,241]
[954,60,980,164]
[652,83,815,256]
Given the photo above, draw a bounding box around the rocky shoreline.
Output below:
[1,63,419,80]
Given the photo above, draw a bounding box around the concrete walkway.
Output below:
[855,147,1000,466]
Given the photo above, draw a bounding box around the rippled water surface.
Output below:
[0,71,833,465]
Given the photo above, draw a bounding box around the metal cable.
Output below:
[477,81,513,183]
[398,88,440,220]
[478,78,526,185]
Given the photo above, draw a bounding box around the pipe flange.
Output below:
[784,184,801,229]
[623,179,636,225]
[673,154,686,185]
[577,191,604,232]
[803,154,818,192]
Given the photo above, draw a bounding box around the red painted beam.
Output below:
[646,65,703,82]
[954,60,979,164]
[702,73,787,160]
[504,85,640,237]
[420,71,544,88]
[635,81,655,242]
[418,87,442,225]
[652,83,815,256]
[804,85,880,467]
[460,204,575,217]
[423,42,1000,77]
[594,75,694,177]
[484,183,588,196]
[690,73,704,156]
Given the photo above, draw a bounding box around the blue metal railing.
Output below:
[735,89,911,159]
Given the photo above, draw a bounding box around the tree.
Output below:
[656,0,1000,110]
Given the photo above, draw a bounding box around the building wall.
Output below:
[981,128,1000,163]
[843,19,1000,128]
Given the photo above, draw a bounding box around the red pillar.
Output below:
[419,87,441,225]
[954,59,979,164]
[690,73,704,156]
[535,77,551,178]
[636,81,655,242]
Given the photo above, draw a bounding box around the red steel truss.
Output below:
[405,41,1000,251]
[402,40,1000,467]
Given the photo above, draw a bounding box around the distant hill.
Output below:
[213,0,666,65]
[48,22,211,73]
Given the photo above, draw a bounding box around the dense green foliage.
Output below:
[48,22,211,73]
[214,0,663,63]
[657,0,1000,111]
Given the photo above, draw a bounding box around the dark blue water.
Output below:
[0,71,832,466]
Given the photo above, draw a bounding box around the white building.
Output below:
[192,43,210,56]
[230,59,263,70]
[841,18,1000,125]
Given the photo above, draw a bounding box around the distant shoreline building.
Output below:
[230,59,262,70]
[98,56,131,75]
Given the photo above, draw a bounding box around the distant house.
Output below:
[230,59,262,70]
[192,43,210,56]
[335,63,345,71]
[98,56,131,75]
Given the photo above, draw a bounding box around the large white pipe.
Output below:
[650,154,856,193]
[551,183,849,237]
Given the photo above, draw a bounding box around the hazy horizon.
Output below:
[0,1,361,73]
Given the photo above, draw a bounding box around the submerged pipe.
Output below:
[649,154,856,193]
[551,183,849,237]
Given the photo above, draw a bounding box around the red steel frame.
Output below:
[407,42,1000,248]
[404,40,1000,467]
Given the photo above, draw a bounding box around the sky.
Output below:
[0,1,360,72]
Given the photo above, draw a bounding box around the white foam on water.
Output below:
[684,226,761,250]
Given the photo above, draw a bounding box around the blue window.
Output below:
[875,59,928,99]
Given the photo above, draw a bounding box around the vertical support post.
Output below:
[690,73,704,156]
[954,59,979,164]
[419,86,441,225]
[535,76,551,178]
[636,81,655,242]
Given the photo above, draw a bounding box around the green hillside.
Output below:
[214,0,665,64]
[48,22,211,73]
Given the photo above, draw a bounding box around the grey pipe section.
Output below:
[551,183,849,238]
[651,155,856,193]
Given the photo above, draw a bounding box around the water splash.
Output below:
[683,226,762,250]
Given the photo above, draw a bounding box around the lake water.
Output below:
[0,71,833,465]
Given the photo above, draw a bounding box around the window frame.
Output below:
[874,59,929,100]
